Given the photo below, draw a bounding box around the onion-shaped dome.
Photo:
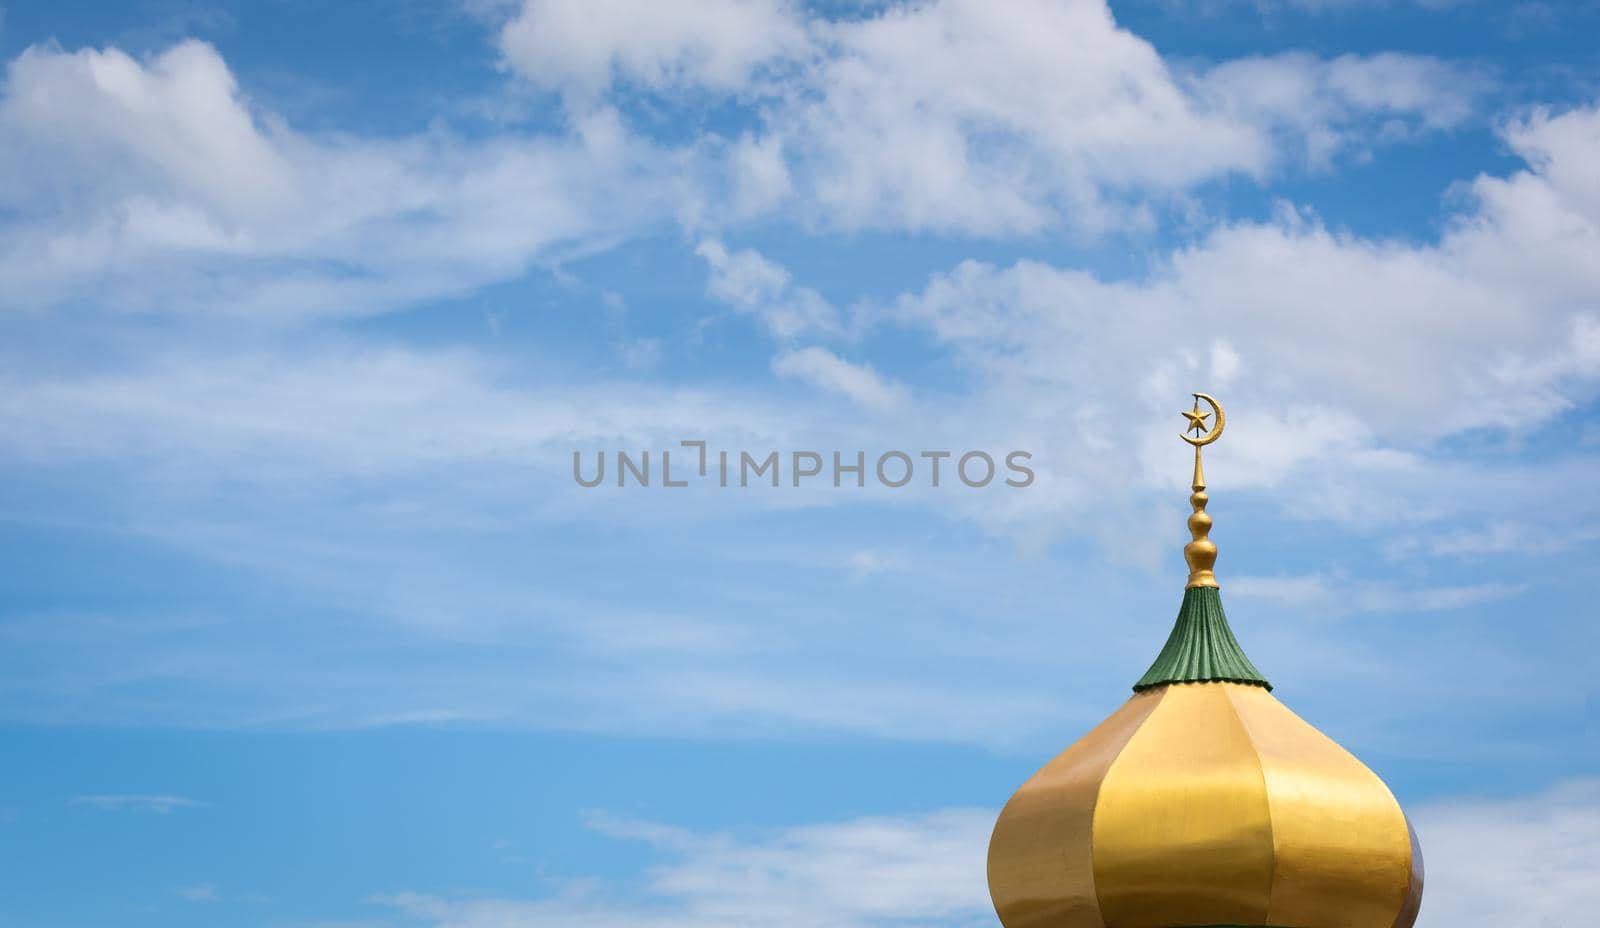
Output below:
[987,395,1423,928]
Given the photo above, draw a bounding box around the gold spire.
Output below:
[1180,392,1225,588]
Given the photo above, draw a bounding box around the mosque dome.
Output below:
[987,394,1423,928]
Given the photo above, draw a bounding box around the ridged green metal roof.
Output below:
[1132,586,1271,692]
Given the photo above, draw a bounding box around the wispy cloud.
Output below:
[847,548,912,577]
[71,794,205,813]
[1414,779,1600,928]
[1228,573,1527,613]
[773,347,907,412]
[372,779,1600,928]
[177,883,220,902]
[0,41,681,319]
[377,807,996,928]
[697,239,842,339]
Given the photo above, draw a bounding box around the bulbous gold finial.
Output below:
[1180,392,1225,588]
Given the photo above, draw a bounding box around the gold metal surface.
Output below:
[1182,392,1224,588]
[1392,820,1425,928]
[1180,392,1226,448]
[987,689,1164,928]
[988,681,1422,928]
[1226,684,1417,928]
[1092,683,1275,926]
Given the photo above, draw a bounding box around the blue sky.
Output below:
[1,0,1598,925]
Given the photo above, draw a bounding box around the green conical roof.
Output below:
[1132,586,1270,692]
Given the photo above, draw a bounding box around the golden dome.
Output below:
[986,395,1423,928]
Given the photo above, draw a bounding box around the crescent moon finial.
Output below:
[1180,392,1225,446]
[1179,392,1225,589]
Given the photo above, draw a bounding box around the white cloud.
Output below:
[490,0,1483,237]
[372,779,1600,928]
[696,239,842,338]
[1407,521,1600,559]
[848,548,912,576]
[1198,51,1487,166]
[1414,779,1600,928]
[177,883,220,902]
[0,10,1491,319]
[0,41,681,318]
[1228,573,1526,613]
[727,132,794,218]
[778,3,1481,234]
[881,98,1600,540]
[70,794,204,813]
[497,0,808,100]
[378,808,995,928]
[766,0,1264,234]
[773,346,907,412]
[0,339,802,491]
[0,40,294,217]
